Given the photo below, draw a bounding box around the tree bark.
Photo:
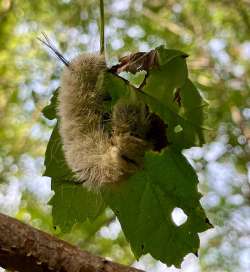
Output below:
[0,213,144,272]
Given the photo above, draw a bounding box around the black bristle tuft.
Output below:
[37,32,69,67]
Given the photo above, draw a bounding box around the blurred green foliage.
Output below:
[0,0,250,271]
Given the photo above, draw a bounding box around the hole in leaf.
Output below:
[173,88,181,107]
[171,207,188,226]
[119,71,147,88]
[174,125,183,133]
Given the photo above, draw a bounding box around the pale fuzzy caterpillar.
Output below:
[39,34,167,188]
[58,53,154,187]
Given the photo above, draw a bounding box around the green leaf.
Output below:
[42,88,71,179]
[42,47,211,265]
[102,72,131,104]
[103,147,212,267]
[156,46,188,65]
[51,179,105,232]
[144,55,188,108]
[144,46,189,113]
[44,122,73,179]
[42,88,59,120]
[180,79,208,144]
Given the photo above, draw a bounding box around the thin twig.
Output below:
[99,0,105,55]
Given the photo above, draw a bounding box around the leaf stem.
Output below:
[99,0,105,55]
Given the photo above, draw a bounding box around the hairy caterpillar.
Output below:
[39,34,167,188]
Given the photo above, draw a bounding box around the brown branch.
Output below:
[0,213,144,272]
